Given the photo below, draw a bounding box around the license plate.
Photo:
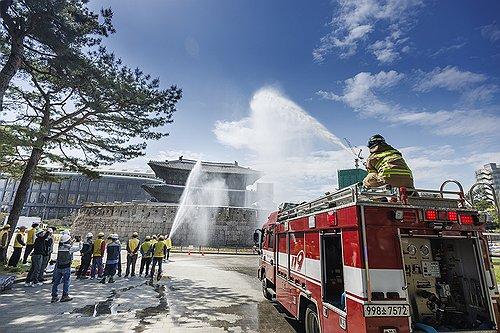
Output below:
[363,304,410,317]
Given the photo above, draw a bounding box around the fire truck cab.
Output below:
[255,181,500,333]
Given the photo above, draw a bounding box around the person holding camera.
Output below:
[51,232,81,303]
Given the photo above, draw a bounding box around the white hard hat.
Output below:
[60,234,71,243]
[36,229,45,236]
[61,230,70,236]
[111,233,119,240]
[86,232,93,238]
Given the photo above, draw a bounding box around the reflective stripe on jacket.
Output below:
[366,144,413,179]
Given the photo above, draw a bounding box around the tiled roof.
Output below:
[148,159,260,176]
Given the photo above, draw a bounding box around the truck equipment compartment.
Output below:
[401,237,496,332]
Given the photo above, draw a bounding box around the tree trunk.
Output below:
[6,147,43,245]
[0,34,24,111]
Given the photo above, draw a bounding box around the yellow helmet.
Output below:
[3,224,10,229]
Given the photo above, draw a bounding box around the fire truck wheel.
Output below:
[304,304,320,333]
[262,278,272,300]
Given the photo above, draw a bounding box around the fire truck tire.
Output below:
[262,278,272,300]
[304,304,320,333]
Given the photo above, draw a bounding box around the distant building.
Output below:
[475,163,500,203]
[142,158,262,207]
[0,168,162,219]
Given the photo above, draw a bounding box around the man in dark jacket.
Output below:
[363,134,414,189]
[100,234,122,284]
[39,227,55,282]
[25,229,50,286]
[76,233,93,279]
[51,233,81,303]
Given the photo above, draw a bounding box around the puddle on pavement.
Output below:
[70,281,148,318]
[133,281,170,332]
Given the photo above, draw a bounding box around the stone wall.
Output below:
[71,202,264,247]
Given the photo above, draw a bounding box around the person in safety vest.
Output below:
[23,222,39,264]
[90,232,106,279]
[150,235,166,281]
[51,233,81,303]
[164,235,172,261]
[25,229,50,286]
[8,226,26,267]
[100,234,121,284]
[76,233,93,279]
[139,236,153,277]
[0,224,11,265]
[363,134,414,189]
[125,232,140,277]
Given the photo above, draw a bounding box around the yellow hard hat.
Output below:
[159,235,165,240]
[145,235,151,240]
[3,224,10,229]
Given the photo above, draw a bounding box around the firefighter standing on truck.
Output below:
[363,134,414,189]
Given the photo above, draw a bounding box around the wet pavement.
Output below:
[0,253,301,332]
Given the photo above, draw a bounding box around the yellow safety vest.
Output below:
[153,241,166,258]
[93,238,105,256]
[128,238,139,252]
[0,229,9,247]
[141,241,152,258]
[164,238,172,249]
[13,232,25,248]
[26,228,36,245]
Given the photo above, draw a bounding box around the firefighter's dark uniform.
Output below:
[363,143,414,189]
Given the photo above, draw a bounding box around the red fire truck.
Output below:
[254,181,500,333]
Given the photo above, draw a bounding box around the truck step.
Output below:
[267,288,276,300]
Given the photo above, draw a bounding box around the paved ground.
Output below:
[0,253,300,333]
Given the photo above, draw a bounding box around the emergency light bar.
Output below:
[424,209,475,225]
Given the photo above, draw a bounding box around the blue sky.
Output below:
[96,0,500,202]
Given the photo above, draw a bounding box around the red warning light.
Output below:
[425,209,437,221]
[447,211,458,221]
[459,214,473,225]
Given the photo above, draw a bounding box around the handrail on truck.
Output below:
[468,182,500,216]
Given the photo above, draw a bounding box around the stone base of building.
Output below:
[71,202,263,247]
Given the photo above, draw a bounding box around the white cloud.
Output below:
[401,146,500,189]
[481,22,500,43]
[430,41,467,57]
[318,70,500,138]
[414,66,487,92]
[313,0,423,63]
